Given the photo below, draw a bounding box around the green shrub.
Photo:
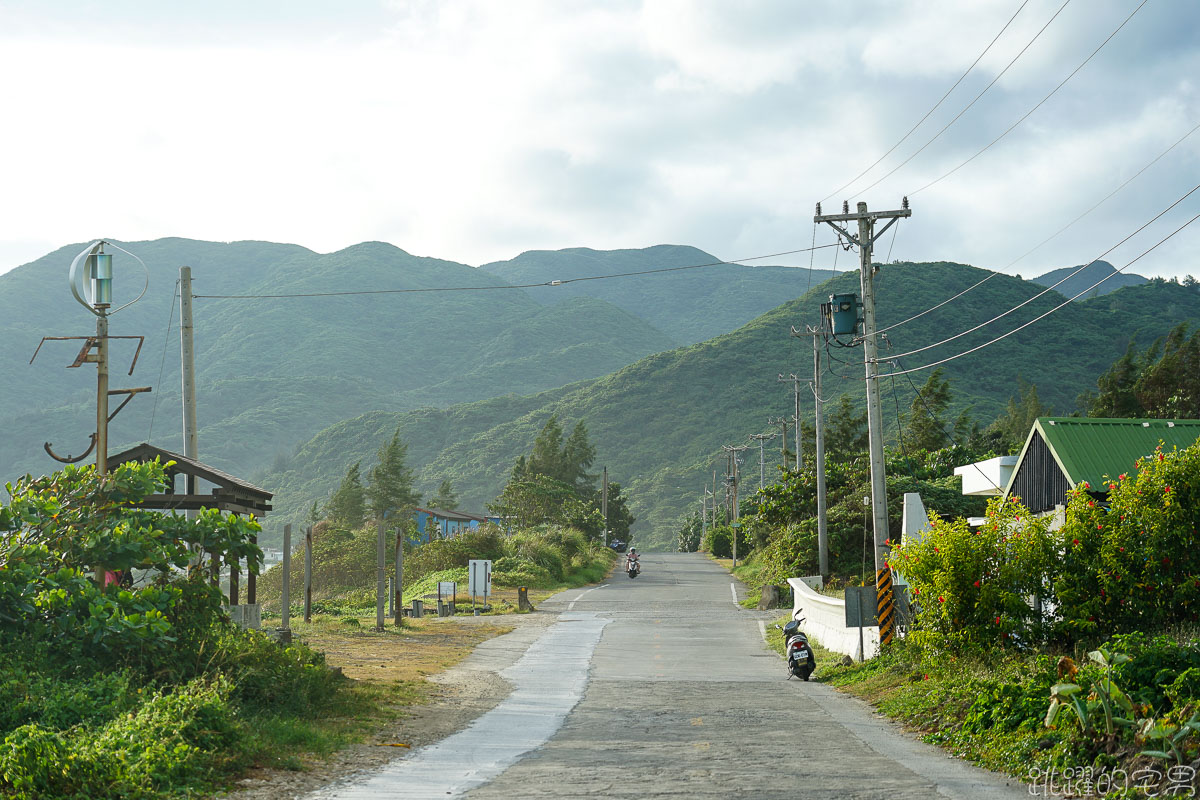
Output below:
[1053,442,1200,639]
[492,556,555,589]
[891,495,1055,650]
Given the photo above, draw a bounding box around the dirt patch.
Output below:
[222,612,555,800]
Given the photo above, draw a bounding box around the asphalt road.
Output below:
[322,553,1030,799]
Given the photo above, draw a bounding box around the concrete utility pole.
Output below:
[814,198,910,645]
[767,417,789,469]
[811,328,830,578]
[179,267,198,472]
[722,444,750,567]
[748,432,775,490]
[601,466,609,546]
[778,374,803,469]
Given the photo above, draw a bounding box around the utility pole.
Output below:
[748,432,775,490]
[37,242,150,478]
[722,444,750,567]
[601,466,609,546]
[815,198,910,645]
[179,267,198,470]
[778,374,803,469]
[811,328,829,578]
[767,417,789,469]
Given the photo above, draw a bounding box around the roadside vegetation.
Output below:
[0,461,357,799]
[258,419,621,615]
[689,338,1200,790]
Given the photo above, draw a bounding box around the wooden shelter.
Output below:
[108,442,271,615]
[107,442,272,517]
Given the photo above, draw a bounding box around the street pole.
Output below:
[179,267,198,469]
[814,198,911,645]
[601,466,609,545]
[376,517,386,631]
[722,445,749,567]
[812,328,829,578]
[748,433,774,490]
[777,374,804,469]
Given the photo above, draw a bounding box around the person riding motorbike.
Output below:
[626,548,639,567]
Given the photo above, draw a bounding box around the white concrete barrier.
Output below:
[787,577,879,661]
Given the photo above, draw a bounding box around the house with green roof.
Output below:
[1003,417,1200,514]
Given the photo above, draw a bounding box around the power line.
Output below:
[194,245,839,300]
[910,0,1151,197]
[823,0,1032,203]
[875,117,1200,337]
[885,180,1200,362]
[849,0,1073,201]
[876,207,1200,379]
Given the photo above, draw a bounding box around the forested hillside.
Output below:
[0,239,681,481]
[1030,259,1148,299]
[481,244,835,345]
[258,262,1200,550]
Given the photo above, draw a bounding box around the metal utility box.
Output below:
[824,293,860,336]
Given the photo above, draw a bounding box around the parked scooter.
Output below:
[776,613,815,680]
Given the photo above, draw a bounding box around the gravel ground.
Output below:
[218,613,557,800]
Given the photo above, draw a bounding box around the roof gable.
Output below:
[1027,417,1200,488]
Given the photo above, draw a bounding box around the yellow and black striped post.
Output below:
[876,567,895,645]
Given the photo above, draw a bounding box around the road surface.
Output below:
[314,553,1028,799]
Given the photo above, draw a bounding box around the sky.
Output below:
[1,0,1198,281]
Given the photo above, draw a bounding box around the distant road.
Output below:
[321,553,1029,799]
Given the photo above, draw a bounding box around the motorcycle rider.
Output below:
[626,548,639,571]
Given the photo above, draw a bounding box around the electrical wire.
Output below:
[876,207,1200,379]
[849,0,1073,201]
[885,180,1200,362]
[874,117,1200,337]
[194,245,838,299]
[146,279,179,443]
[910,0,1151,197]
[822,0,1032,203]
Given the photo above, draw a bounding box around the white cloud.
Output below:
[0,0,1197,280]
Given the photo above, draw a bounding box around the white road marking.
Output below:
[730,582,738,604]
[567,583,607,611]
[758,620,767,641]
[315,612,610,799]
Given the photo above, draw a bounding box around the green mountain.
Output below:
[0,238,677,482]
[1031,260,1148,299]
[480,244,834,345]
[257,261,1200,551]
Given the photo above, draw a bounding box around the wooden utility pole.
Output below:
[376,517,386,631]
[814,198,911,645]
[748,432,775,490]
[394,527,403,627]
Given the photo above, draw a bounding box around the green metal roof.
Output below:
[1031,417,1200,489]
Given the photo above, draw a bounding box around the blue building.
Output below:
[412,507,487,541]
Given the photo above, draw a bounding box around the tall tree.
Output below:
[598,481,635,541]
[1082,339,1144,418]
[325,461,366,529]
[825,395,868,461]
[527,416,566,481]
[901,368,955,452]
[562,420,597,491]
[427,479,459,511]
[366,429,420,518]
[989,377,1050,452]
